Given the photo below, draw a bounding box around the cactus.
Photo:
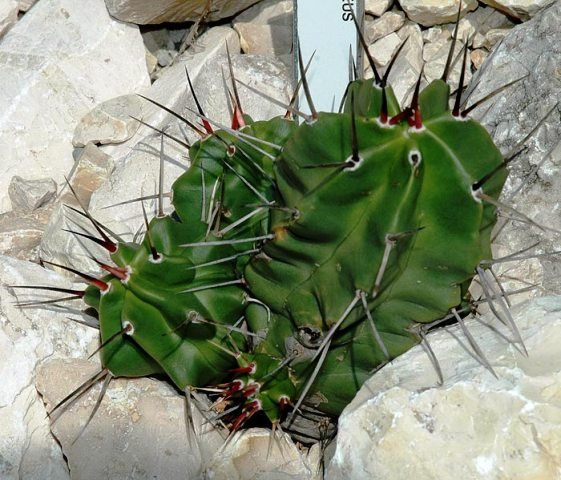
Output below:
[24,11,533,448]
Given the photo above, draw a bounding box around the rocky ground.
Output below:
[1,0,561,479]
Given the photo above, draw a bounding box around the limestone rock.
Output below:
[423,37,472,89]
[365,0,393,17]
[0,0,150,214]
[205,429,322,480]
[72,95,142,147]
[36,359,225,480]
[105,0,263,24]
[464,0,561,296]
[233,0,292,58]
[0,0,18,37]
[16,0,37,11]
[8,176,57,212]
[480,0,556,21]
[0,208,52,260]
[397,0,478,27]
[381,21,424,106]
[0,256,98,480]
[364,10,405,43]
[463,4,514,34]
[327,296,561,480]
[40,143,114,273]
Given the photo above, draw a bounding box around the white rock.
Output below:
[423,37,472,90]
[464,4,514,34]
[0,0,18,37]
[364,10,406,43]
[16,0,36,11]
[480,0,556,21]
[73,95,142,147]
[233,0,293,57]
[36,359,225,480]
[380,21,424,106]
[8,176,57,211]
[365,0,393,17]
[367,32,402,69]
[105,0,263,23]
[397,0,478,27]
[0,256,98,479]
[327,296,561,480]
[486,27,511,47]
[0,208,51,260]
[99,26,241,166]
[40,143,114,273]
[0,0,150,215]
[205,428,322,479]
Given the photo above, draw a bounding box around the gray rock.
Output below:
[40,143,114,273]
[0,0,150,214]
[105,0,263,24]
[73,95,142,147]
[16,0,37,11]
[8,176,57,212]
[36,359,225,480]
[480,0,556,20]
[365,0,394,17]
[233,0,293,57]
[0,256,98,480]
[0,208,52,260]
[0,0,18,37]
[364,10,406,43]
[327,296,561,480]
[464,1,561,296]
[397,0,478,27]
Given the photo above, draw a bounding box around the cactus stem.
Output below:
[129,115,191,149]
[451,308,498,378]
[180,279,244,294]
[297,46,318,120]
[137,94,206,137]
[441,0,463,83]
[71,371,113,445]
[359,291,390,359]
[419,329,444,385]
[40,259,110,292]
[184,66,213,134]
[181,234,275,248]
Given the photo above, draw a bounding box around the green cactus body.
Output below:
[43,51,509,436]
[85,116,297,389]
[240,79,506,419]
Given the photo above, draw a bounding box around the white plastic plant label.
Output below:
[294,0,364,114]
